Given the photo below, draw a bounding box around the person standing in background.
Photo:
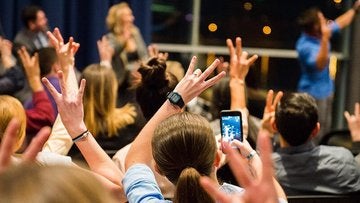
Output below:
[296,1,360,143]
[14,5,50,54]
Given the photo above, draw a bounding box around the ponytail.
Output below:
[173,167,214,203]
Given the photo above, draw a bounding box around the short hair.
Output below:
[21,5,43,28]
[136,57,178,121]
[152,112,215,203]
[82,64,136,137]
[0,95,26,152]
[106,2,130,34]
[297,7,320,34]
[37,47,57,77]
[275,92,318,146]
[0,164,117,203]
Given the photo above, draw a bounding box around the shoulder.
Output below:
[220,182,245,194]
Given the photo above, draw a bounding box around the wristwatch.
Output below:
[166,92,185,108]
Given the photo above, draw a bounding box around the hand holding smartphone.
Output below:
[220,110,243,146]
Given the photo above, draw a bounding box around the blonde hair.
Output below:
[0,163,117,203]
[0,96,26,152]
[82,64,136,138]
[106,2,132,35]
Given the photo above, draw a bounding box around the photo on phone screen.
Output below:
[220,110,243,143]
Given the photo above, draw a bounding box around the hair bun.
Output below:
[138,57,168,88]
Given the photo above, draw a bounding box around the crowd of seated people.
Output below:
[1,2,360,203]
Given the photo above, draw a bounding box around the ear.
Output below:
[214,149,222,168]
[309,122,320,140]
[154,163,164,175]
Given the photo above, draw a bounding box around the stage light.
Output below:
[208,23,218,32]
[262,25,271,35]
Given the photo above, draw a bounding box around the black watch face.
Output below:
[170,93,181,103]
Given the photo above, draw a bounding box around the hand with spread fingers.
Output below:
[147,44,168,61]
[227,37,258,80]
[200,130,283,203]
[47,27,80,75]
[17,47,42,92]
[0,119,50,173]
[344,102,360,142]
[97,36,114,64]
[261,90,283,135]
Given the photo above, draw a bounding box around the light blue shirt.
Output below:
[296,22,340,99]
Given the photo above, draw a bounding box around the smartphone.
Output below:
[220,110,243,144]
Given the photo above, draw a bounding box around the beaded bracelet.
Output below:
[72,130,90,143]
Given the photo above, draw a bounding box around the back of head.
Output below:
[82,64,119,136]
[37,47,57,77]
[106,2,130,33]
[21,5,42,28]
[211,77,231,119]
[275,92,318,146]
[0,164,117,203]
[136,57,178,120]
[298,7,320,34]
[0,95,26,152]
[152,112,215,203]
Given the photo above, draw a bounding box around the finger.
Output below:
[42,76,61,100]
[257,129,274,183]
[355,102,360,117]
[247,54,258,66]
[199,177,232,202]
[17,47,26,64]
[265,90,274,111]
[240,51,249,63]
[222,141,253,187]
[47,31,59,50]
[204,71,226,89]
[236,37,242,59]
[77,79,86,104]
[72,43,80,55]
[272,91,283,107]
[344,111,351,122]
[226,38,235,56]
[22,126,51,162]
[67,37,74,55]
[199,59,220,80]
[185,56,197,76]
[54,27,64,44]
[0,119,20,172]
[34,52,39,69]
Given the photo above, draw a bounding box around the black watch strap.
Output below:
[166,92,185,108]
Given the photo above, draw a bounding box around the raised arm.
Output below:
[42,29,126,201]
[261,90,283,136]
[335,0,360,29]
[125,56,225,170]
[227,37,258,110]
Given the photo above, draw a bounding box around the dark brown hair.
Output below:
[136,57,178,120]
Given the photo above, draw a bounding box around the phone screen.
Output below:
[220,111,243,143]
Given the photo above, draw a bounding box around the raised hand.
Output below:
[42,71,86,138]
[147,44,168,61]
[173,56,226,104]
[17,47,42,92]
[0,37,15,68]
[227,37,258,80]
[344,102,360,142]
[97,36,114,63]
[0,119,51,173]
[200,130,279,203]
[47,27,80,74]
[261,90,283,135]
